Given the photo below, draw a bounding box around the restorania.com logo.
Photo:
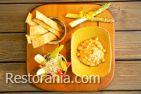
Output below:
[5,73,101,84]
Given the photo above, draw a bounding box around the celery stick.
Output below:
[69,17,87,27]
[89,17,114,23]
[66,13,80,19]
[69,3,111,27]
[91,3,111,17]
[50,45,64,59]
[69,16,113,27]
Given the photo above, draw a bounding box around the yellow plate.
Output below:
[71,26,112,77]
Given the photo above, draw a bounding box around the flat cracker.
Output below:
[25,13,37,26]
[32,32,57,48]
[30,25,49,36]
[25,35,32,44]
[32,18,61,38]
[36,10,59,31]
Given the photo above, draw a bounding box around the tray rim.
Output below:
[26,3,115,91]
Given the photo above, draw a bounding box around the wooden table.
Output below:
[0,0,141,93]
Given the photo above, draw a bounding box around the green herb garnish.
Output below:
[50,45,64,59]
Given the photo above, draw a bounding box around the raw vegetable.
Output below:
[57,69,63,76]
[89,17,114,22]
[69,17,87,28]
[67,62,71,68]
[50,45,64,59]
[91,3,111,17]
[58,59,67,71]
[66,13,114,23]
[65,13,80,18]
[66,2,112,27]
[36,67,47,75]
[34,45,70,80]
[34,54,46,65]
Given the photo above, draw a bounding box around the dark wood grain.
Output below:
[0,4,41,33]
[0,31,141,62]
[0,0,138,3]
[0,33,26,62]
[2,91,141,94]
[0,2,141,32]
[0,61,141,92]
[115,31,141,60]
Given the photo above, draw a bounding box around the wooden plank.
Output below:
[0,61,141,91]
[0,33,26,61]
[0,31,141,62]
[55,91,139,94]
[0,0,136,3]
[110,2,141,30]
[115,31,141,60]
[0,2,141,32]
[0,4,41,33]
[2,91,141,94]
